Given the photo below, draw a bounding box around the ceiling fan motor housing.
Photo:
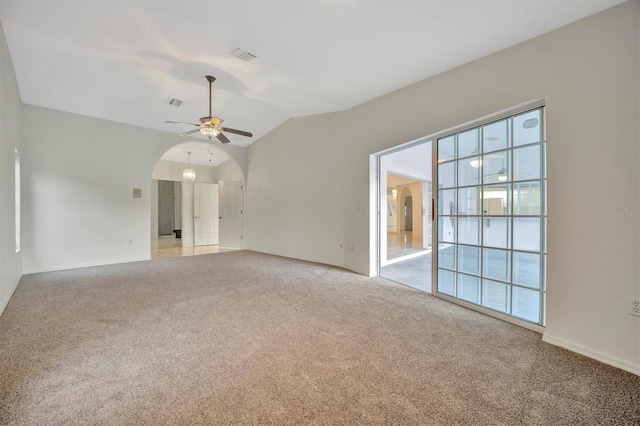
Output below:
[200,116,223,127]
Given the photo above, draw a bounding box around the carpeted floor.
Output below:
[0,251,638,425]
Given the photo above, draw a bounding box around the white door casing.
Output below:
[194,183,219,246]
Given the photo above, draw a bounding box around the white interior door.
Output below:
[194,183,219,246]
[219,180,243,249]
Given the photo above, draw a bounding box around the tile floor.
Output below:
[386,231,427,260]
[380,253,431,292]
[382,230,431,291]
[151,235,239,259]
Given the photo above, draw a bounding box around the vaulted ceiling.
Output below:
[0,0,625,149]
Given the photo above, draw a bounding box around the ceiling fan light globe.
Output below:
[498,174,507,182]
[200,125,220,139]
[469,158,482,168]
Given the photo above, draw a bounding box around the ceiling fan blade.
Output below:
[178,129,201,137]
[216,132,231,144]
[166,120,199,126]
[221,127,253,138]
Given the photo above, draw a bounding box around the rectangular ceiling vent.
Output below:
[164,97,183,107]
[228,47,257,62]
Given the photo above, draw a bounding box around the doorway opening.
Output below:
[151,141,244,259]
[377,141,432,292]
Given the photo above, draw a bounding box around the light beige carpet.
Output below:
[0,251,638,425]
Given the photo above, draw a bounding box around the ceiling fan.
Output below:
[485,158,508,182]
[166,75,253,144]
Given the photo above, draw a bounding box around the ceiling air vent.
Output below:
[164,97,183,107]
[228,47,257,62]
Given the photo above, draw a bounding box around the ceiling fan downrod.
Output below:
[206,75,216,118]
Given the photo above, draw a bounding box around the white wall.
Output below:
[0,21,22,316]
[20,104,246,273]
[246,113,348,266]
[246,1,640,373]
[152,160,219,183]
[218,158,244,181]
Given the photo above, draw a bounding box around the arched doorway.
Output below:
[401,187,413,232]
[151,141,245,259]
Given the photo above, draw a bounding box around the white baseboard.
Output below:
[247,249,368,276]
[0,273,21,317]
[342,264,368,276]
[543,333,639,376]
[23,257,151,275]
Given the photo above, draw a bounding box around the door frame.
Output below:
[374,138,433,277]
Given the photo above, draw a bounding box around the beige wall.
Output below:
[246,1,640,373]
[0,21,22,316]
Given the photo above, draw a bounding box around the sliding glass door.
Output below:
[435,107,546,326]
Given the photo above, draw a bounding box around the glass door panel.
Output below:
[435,106,546,326]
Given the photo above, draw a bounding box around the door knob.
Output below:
[219,216,222,219]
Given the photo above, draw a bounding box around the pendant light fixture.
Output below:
[469,148,482,168]
[182,151,196,182]
[469,136,482,168]
[496,158,507,182]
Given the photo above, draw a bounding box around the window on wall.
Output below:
[15,149,20,253]
[436,106,546,326]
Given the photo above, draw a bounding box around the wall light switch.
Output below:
[132,188,142,198]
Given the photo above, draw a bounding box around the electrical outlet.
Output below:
[630,297,640,317]
[128,239,134,246]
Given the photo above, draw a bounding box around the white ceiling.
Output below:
[0,0,625,147]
